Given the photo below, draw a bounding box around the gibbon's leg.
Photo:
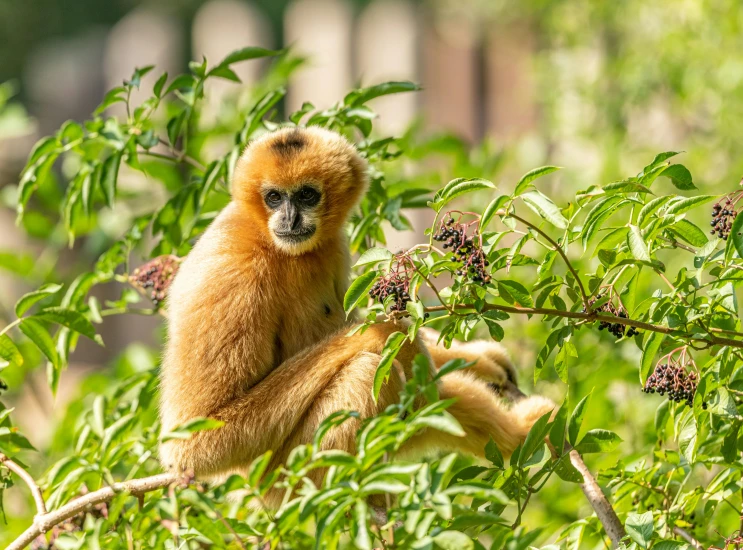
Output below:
[261,351,407,507]
[160,321,423,478]
[419,328,525,400]
[400,370,555,460]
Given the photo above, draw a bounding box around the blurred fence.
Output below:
[0,0,537,443]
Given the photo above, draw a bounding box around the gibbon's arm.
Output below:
[159,316,413,477]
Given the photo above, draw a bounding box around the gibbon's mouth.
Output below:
[273,226,316,242]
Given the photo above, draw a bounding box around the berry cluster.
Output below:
[433,215,491,285]
[710,195,741,240]
[642,362,703,409]
[129,255,180,307]
[585,294,640,338]
[369,273,412,313]
[369,254,431,317]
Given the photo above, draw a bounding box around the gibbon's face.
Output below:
[233,127,368,255]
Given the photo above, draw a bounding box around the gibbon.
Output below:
[159,127,553,503]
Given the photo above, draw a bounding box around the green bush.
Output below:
[2,48,743,550]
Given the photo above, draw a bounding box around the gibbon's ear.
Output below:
[231,127,368,241]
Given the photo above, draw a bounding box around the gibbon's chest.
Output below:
[272,261,347,363]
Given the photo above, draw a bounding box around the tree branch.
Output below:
[6,472,181,550]
[424,303,743,349]
[569,450,626,548]
[0,453,46,516]
[505,211,591,310]
[672,526,703,549]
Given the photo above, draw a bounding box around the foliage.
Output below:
[1,46,743,550]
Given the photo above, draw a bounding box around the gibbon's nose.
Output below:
[280,202,301,231]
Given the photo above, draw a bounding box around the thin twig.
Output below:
[660,236,697,254]
[214,508,247,550]
[673,526,703,549]
[0,453,47,515]
[504,210,591,310]
[410,263,453,315]
[569,451,626,548]
[138,149,206,172]
[7,472,182,550]
[156,137,207,172]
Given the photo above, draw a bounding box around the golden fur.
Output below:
[159,127,553,504]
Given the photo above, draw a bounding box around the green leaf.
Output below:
[627,225,650,261]
[603,180,654,194]
[665,195,716,216]
[34,307,101,344]
[514,166,561,196]
[678,415,698,464]
[521,190,568,229]
[0,336,23,370]
[485,438,504,468]
[652,542,689,550]
[372,331,406,401]
[208,65,241,82]
[480,195,510,230]
[548,400,568,452]
[553,456,583,483]
[153,72,168,97]
[101,413,137,454]
[640,332,663,383]
[435,358,472,379]
[412,412,465,437]
[574,429,622,453]
[213,47,283,69]
[497,280,533,307]
[343,271,377,316]
[661,164,695,190]
[94,87,126,114]
[432,178,496,211]
[593,227,629,256]
[518,411,552,466]
[19,318,59,369]
[92,395,106,436]
[360,480,410,495]
[638,195,673,228]
[15,283,63,317]
[101,151,122,208]
[248,451,273,487]
[643,151,681,173]
[354,247,393,267]
[160,417,225,442]
[554,341,577,383]
[568,392,592,446]
[667,219,708,247]
[353,500,372,550]
[432,530,474,550]
[731,209,743,259]
[625,511,654,549]
[166,112,187,145]
[344,81,421,107]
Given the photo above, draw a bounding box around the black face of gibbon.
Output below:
[263,185,322,243]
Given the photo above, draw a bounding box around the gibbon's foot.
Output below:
[419,328,525,401]
[509,394,557,438]
[401,370,555,459]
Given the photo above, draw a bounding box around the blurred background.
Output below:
[2,0,743,538]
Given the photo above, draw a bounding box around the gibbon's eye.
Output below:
[296,186,321,206]
[265,190,283,208]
